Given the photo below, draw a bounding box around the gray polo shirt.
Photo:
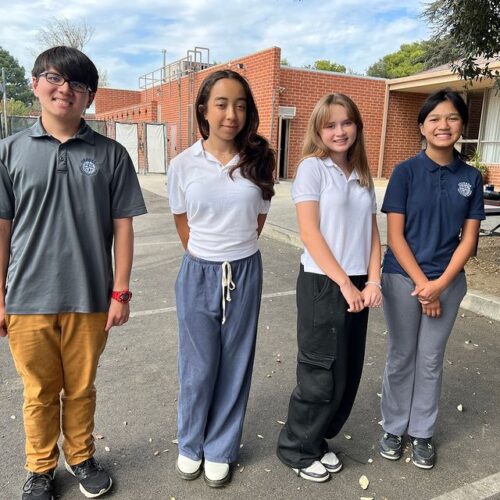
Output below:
[0,118,147,314]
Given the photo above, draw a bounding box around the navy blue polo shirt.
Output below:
[382,150,485,279]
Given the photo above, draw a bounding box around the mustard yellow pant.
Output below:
[7,313,108,473]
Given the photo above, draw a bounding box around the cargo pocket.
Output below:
[296,350,335,403]
[312,273,330,303]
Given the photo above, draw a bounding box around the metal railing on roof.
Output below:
[138,47,213,89]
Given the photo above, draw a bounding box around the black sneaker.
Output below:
[379,432,403,460]
[410,436,435,469]
[65,457,112,498]
[22,469,55,500]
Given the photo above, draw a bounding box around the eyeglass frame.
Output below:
[38,72,93,93]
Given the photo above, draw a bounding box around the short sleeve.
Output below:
[291,158,322,204]
[381,163,409,214]
[111,147,147,219]
[0,158,15,220]
[370,188,377,214]
[167,160,186,214]
[467,169,486,220]
[259,198,270,214]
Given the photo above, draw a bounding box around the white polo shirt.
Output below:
[167,140,270,261]
[292,156,376,276]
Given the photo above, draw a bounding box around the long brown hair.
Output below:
[196,70,275,200]
[302,93,373,189]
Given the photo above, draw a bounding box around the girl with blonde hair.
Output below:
[277,93,381,482]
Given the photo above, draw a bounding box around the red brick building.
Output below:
[94,46,500,185]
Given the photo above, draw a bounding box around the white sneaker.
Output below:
[204,460,230,488]
[176,454,202,480]
[292,460,330,482]
[320,451,343,473]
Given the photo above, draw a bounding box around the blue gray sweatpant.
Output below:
[381,272,467,438]
[175,250,263,464]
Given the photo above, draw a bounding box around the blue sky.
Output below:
[1,0,431,90]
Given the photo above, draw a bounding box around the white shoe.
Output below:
[176,454,202,480]
[292,460,330,482]
[321,451,343,473]
[204,460,230,488]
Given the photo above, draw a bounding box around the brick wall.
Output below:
[94,88,141,115]
[382,92,426,177]
[96,101,158,122]
[279,67,386,178]
[154,46,281,156]
[486,165,500,186]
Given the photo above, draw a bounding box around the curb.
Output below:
[262,226,500,323]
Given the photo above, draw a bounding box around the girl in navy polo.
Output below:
[277,93,382,482]
[167,70,275,488]
[379,90,485,469]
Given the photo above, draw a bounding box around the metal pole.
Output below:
[1,67,8,137]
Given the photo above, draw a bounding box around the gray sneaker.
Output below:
[379,432,403,460]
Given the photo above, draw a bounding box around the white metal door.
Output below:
[115,122,139,173]
[146,123,166,173]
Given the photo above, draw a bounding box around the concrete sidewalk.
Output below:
[139,174,500,322]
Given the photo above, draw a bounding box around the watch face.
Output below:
[120,292,131,302]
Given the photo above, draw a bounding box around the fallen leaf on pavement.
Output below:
[359,475,369,490]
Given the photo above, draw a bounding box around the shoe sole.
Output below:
[379,450,402,461]
[292,468,330,483]
[412,459,434,469]
[322,461,343,473]
[203,470,231,488]
[65,462,113,498]
[176,463,202,481]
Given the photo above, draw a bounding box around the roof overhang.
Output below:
[387,60,500,94]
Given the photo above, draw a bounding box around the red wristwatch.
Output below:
[111,290,133,303]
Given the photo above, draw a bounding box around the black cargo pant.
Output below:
[277,266,369,469]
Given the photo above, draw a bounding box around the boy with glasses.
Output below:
[0,46,147,499]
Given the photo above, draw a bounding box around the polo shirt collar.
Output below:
[196,139,241,167]
[192,139,204,157]
[29,117,95,145]
[420,149,462,173]
[323,155,360,181]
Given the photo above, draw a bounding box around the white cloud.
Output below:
[0,0,431,89]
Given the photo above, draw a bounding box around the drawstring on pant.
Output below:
[221,261,236,324]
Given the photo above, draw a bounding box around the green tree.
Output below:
[367,42,427,78]
[2,99,31,116]
[281,58,290,66]
[0,47,33,105]
[423,0,500,85]
[420,36,465,71]
[313,60,346,73]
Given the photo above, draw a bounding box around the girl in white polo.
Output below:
[277,93,382,482]
[167,69,275,488]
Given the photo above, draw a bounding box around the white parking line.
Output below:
[431,472,500,500]
[130,290,296,318]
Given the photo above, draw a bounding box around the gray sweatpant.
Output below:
[380,272,466,438]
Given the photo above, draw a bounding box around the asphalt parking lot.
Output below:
[1,186,499,500]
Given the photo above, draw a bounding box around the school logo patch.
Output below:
[457,181,472,198]
[80,158,98,176]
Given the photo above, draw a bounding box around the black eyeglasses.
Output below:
[38,72,91,93]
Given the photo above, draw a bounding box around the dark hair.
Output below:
[195,69,275,200]
[417,89,468,127]
[32,46,99,92]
